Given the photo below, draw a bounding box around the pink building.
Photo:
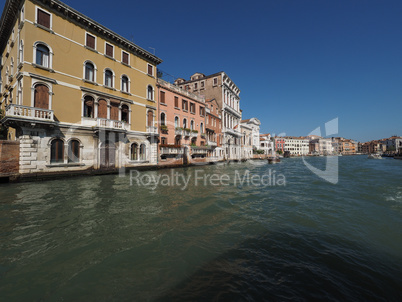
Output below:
[157,79,207,163]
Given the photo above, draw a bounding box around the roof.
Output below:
[0,0,163,64]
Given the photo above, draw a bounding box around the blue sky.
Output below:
[3,0,402,142]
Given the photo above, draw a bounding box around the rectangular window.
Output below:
[122,51,129,64]
[160,91,165,104]
[200,106,205,116]
[86,33,95,49]
[174,96,179,108]
[190,103,195,114]
[201,81,204,88]
[213,78,218,86]
[147,64,153,76]
[194,83,198,90]
[105,43,113,57]
[37,8,50,29]
[182,100,188,111]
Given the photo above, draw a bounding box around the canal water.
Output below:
[0,156,401,301]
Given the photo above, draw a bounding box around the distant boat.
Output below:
[268,157,281,164]
[368,154,382,159]
[338,154,343,156]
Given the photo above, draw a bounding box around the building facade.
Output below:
[156,78,207,163]
[0,0,162,175]
[175,72,242,160]
[283,137,309,156]
[205,98,223,160]
[259,133,274,155]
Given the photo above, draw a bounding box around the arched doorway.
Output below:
[100,141,116,168]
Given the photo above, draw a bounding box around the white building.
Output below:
[284,137,309,156]
[240,118,261,159]
[260,134,274,155]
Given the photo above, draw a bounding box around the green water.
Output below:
[0,156,401,301]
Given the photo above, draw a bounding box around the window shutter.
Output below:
[148,64,153,76]
[106,43,113,57]
[86,34,95,49]
[122,52,129,64]
[37,9,50,28]
[160,91,165,104]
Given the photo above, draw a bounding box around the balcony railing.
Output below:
[97,118,125,130]
[147,126,158,133]
[190,132,198,138]
[5,104,54,121]
[175,128,183,135]
[224,127,242,137]
[207,141,217,147]
[160,146,184,155]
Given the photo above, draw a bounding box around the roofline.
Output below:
[0,0,163,65]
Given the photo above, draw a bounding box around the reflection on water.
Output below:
[0,156,401,301]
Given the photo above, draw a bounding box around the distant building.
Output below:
[205,98,224,159]
[284,137,309,156]
[176,72,242,160]
[274,137,285,153]
[260,134,274,155]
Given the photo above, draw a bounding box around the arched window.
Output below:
[121,104,129,123]
[104,69,113,87]
[68,140,80,163]
[35,43,49,67]
[174,116,179,128]
[175,136,181,146]
[190,120,194,131]
[131,143,138,160]
[34,84,49,109]
[83,95,94,118]
[121,75,129,92]
[84,61,95,82]
[140,144,146,161]
[160,112,166,126]
[147,85,153,100]
[191,137,197,145]
[147,110,153,127]
[183,118,187,129]
[51,139,64,163]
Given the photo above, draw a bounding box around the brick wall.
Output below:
[0,140,20,175]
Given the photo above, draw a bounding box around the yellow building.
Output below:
[0,0,162,175]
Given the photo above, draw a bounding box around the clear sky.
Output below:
[2,0,401,142]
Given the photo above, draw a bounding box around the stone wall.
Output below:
[0,140,20,176]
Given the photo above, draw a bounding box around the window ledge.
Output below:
[32,63,54,73]
[104,54,116,61]
[83,79,98,85]
[128,160,149,164]
[121,62,130,67]
[147,98,155,102]
[160,103,167,106]
[121,90,131,95]
[84,46,98,53]
[46,163,85,167]
[183,109,188,113]
[174,107,180,110]
[17,62,23,70]
[34,23,54,34]
[190,112,195,115]
[103,85,116,91]
[147,74,155,78]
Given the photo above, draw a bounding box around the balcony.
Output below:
[97,118,125,130]
[190,131,198,138]
[160,145,184,155]
[175,128,183,136]
[224,127,242,137]
[147,126,158,134]
[207,140,217,147]
[4,104,54,122]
